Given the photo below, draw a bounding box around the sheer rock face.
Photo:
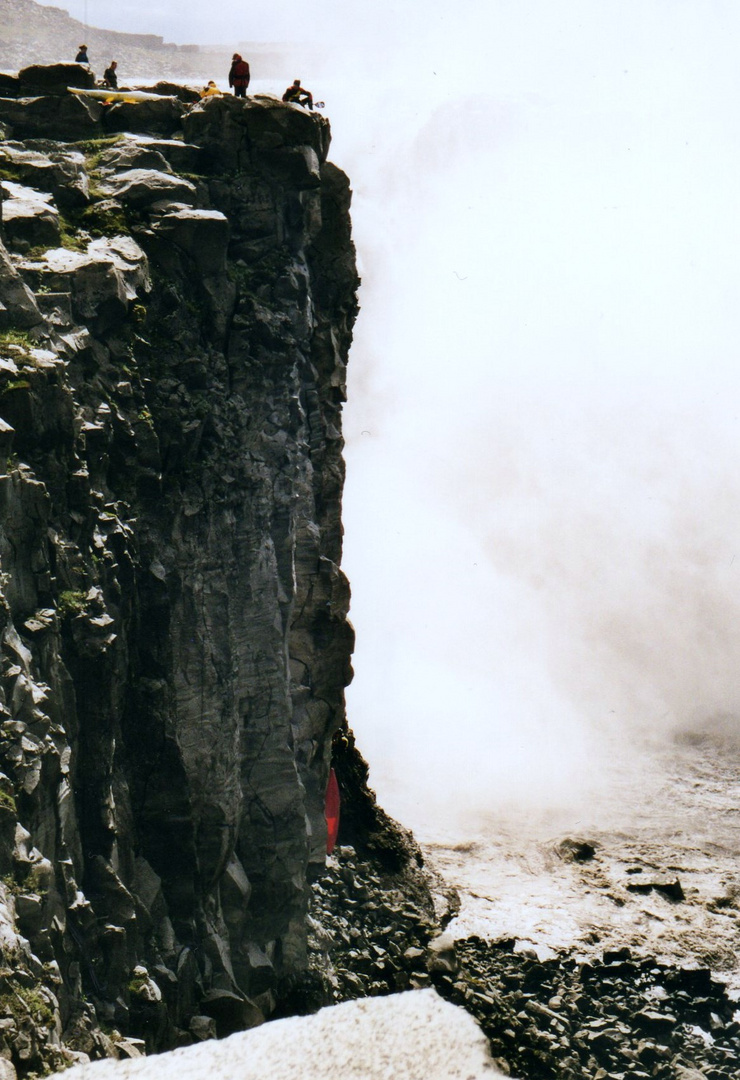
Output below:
[0,83,359,1071]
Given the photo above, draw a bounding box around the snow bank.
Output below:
[52,990,504,1080]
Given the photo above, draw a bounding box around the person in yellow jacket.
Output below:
[200,81,222,98]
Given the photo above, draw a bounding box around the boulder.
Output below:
[219,855,252,935]
[555,837,597,862]
[97,140,173,175]
[99,168,196,209]
[188,1015,217,1041]
[259,145,321,189]
[427,933,459,975]
[18,63,95,95]
[0,143,89,207]
[199,988,264,1037]
[36,235,150,331]
[123,135,205,175]
[0,238,44,329]
[102,96,186,138]
[0,180,61,250]
[182,94,330,174]
[0,93,102,141]
[0,417,15,458]
[14,891,44,936]
[0,73,20,99]
[0,1057,17,1080]
[35,291,73,328]
[152,208,230,274]
[626,875,685,901]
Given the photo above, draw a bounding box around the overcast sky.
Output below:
[45,1,740,833]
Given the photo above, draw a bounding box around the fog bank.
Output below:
[43,0,740,833]
[333,3,740,831]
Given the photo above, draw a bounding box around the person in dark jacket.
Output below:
[282,78,313,110]
[103,61,118,89]
[228,54,250,97]
[75,45,89,63]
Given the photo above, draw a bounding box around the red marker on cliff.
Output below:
[325,767,340,854]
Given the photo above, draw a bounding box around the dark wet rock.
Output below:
[188,1015,217,1041]
[633,1008,678,1035]
[0,142,89,207]
[151,208,229,275]
[626,876,685,901]
[96,140,173,175]
[0,181,60,250]
[199,990,263,1038]
[427,933,459,975]
[555,837,597,862]
[120,135,205,175]
[330,729,429,876]
[0,237,43,327]
[0,92,101,140]
[674,1067,708,1080]
[0,417,14,459]
[98,168,196,208]
[0,73,20,99]
[20,235,150,332]
[182,94,330,176]
[434,937,739,1080]
[668,967,715,995]
[102,97,186,138]
[603,947,632,964]
[278,839,454,1018]
[18,63,95,96]
[0,74,361,1078]
[14,892,44,936]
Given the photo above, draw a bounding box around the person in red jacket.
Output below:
[228,54,250,98]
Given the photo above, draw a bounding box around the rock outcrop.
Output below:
[0,81,362,1074]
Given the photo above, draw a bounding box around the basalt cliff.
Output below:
[0,66,440,1076]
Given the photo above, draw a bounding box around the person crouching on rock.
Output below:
[200,80,222,98]
[75,44,89,63]
[282,78,313,110]
[103,61,118,89]
[229,54,250,97]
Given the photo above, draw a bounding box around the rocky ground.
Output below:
[303,736,740,1079]
[300,844,455,1006]
[442,940,739,1080]
[305,846,739,1080]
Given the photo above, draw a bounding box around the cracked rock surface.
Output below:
[0,76,365,1075]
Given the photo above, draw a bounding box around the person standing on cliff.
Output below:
[229,54,250,98]
[75,45,89,63]
[282,78,314,110]
[103,61,118,89]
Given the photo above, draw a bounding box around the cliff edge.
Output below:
[0,74,397,1072]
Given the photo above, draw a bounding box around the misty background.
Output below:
[49,1,740,833]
